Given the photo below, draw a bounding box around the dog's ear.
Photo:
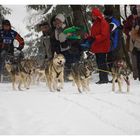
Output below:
[54,52,57,57]
[83,51,88,59]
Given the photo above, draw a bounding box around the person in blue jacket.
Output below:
[104,9,122,71]
[0,20,24,82]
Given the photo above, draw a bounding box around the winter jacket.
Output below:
[110,17,121,51]
[0,29,24,54]
[40,34,52,60]
[123,15,140,39]
[55,24,70,52]
[129,26,140,52]
[90,8,110,53]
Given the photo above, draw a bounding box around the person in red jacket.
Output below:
[90,8,110,84]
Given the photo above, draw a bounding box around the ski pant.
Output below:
[95,53,109,82]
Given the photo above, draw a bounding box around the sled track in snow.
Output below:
[127,99,140,106]
[56,94,129,134]
[88,95,140,122]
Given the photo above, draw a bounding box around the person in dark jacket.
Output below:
[54,13,71,69]
[90,8,110,84]
[0,20,24,53]
[38,22,53,67]
[123,6,140,51]
[123,7,140,80]
[104,9,122,71]
[129,25,140,81]
[0,20,24,81]
[50,15,60,56]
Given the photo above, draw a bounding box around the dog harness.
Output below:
[52,65,62,78]
[116,60,124,68]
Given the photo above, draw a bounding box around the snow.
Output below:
[0,74,140,135]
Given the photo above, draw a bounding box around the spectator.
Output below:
[123,6,140,51]
[54,13,71,69]
[123,7,140,80]
[90,8,110,84]
[50,15,60,56]
[104,8,122,71]
[63,26,84,63]
[0,19,24,82]
[39,22,52,67]
[130,25,140,81]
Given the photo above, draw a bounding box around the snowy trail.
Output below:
[57,94,140,134]
[0,75,140,135]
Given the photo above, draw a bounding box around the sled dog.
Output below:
[45,52,65,92]
[5,55,32,90]
[111,58,131,93]
[69,51,95,93]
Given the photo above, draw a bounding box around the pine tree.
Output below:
[0,5,11,28]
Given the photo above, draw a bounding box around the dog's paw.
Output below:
[110,91,115,94]
[50,90,54,92]
[13,88,17,91]
[78,91,82,94]
[57,89,61,92]
[18,89,23,91]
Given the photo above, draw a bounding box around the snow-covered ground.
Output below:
[0,74,140,135]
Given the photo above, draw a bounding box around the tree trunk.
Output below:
[71,5,89,33]
[71,5,84,26]
[124,5,128,19]
[104,5,121,20]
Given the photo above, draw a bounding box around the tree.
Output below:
[0,5,11,27]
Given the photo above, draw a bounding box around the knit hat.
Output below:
[2,20,11,26]
[55,14,65,23]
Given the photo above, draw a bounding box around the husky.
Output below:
[23,57,39,85]
[45,52,65,92]
[19,58,36,87]
[111,58,131,93]
[69,51,96,93]
[5,54,32,90]
[34,67,46,84]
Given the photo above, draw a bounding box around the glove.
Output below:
[84,33,89,39]
[80,37,95,50]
